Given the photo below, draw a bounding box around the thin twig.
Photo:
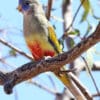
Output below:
[0,38,33,60]
[92,93,100,97]
[0,58,16,68]
[65,0,85,32]
[28,80,57,95]
[81,56,100,96]
[46,73,58,90]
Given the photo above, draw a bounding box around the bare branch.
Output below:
[70,72,92,99]
[28,80,57,95]
[72,60,100,73]
[92,93,100,97]
[0,22,99,95]
[85,61,100,71]
[62,0,72,31]
[81,56,100,95]
[0,38,33,60]
[46,0,53,20]
[61,1,85,99]
[55,88,74,100]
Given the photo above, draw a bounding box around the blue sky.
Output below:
[0,0,100,100]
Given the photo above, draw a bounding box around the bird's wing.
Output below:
[48,26,62,54]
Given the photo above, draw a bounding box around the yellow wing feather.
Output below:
[48,26,62,53]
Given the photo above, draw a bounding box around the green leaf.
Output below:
[80,0,91,12]
[58,38,64,50]
[80,0,93,22]
[85,46,95,73]
[68,29,80,36]
[80,11,88,22]
[9,49,17,57]
[70,39,75,48]
[86,21,92,34]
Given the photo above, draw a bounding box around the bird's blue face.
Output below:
[17,0,31,12]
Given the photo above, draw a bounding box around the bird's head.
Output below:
[17,0,31,13]
[17,0,41,14]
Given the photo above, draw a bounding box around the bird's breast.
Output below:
[25,34,56,60]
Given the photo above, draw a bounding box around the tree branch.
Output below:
[0,22,100,95]
[0,39,33,60]
[70,72,92,99]
[83,61,100,71]
[46,0,53,20]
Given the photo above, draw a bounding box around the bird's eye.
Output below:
[22,0,31,11]
[24,0,31,6]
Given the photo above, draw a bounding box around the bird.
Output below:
[17,0,72,89]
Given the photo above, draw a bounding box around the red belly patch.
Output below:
[44,50,55,57]
[28,41,55,61]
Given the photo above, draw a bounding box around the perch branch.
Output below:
[0,22,100,95]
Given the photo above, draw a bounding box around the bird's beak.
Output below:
[17,5,22,12]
